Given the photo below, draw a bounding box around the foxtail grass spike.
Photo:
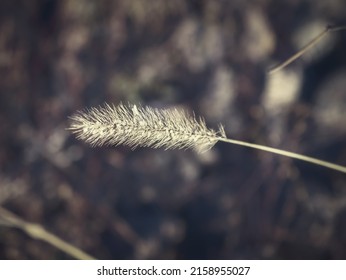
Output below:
[68,103,346,174]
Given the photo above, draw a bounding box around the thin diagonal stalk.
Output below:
[217,137,346,174]
[268,25,346,75]
[0,206,96,260]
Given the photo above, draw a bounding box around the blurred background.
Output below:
[0,0,346,259]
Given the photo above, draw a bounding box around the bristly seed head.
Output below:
[68,103,226,153]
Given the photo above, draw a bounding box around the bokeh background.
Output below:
[1,0,346,259]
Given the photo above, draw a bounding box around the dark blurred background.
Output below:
[0,0,346,259]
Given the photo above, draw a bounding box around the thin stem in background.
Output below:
[268,25,346,75]
[0,206,96,260]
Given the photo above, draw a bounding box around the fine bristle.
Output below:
[68,103,226,153]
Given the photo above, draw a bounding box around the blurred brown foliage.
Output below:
[0,0,346,259]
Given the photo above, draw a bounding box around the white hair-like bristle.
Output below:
[68,103,226,153]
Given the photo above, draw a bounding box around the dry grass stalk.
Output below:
[68,103,346,174]
[268,25,346,75]
[0,206,95,260]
